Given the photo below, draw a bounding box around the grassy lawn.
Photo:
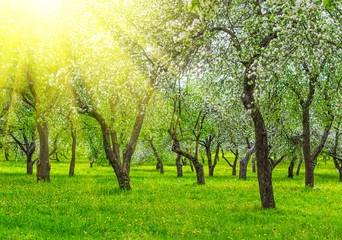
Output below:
[0,157,341,239]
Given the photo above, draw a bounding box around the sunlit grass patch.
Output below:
[0,157,341,239]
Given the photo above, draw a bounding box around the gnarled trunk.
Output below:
[169,132,205,184]
[242,72,275,208]
[117,170,131,190]
[36,121,50,182]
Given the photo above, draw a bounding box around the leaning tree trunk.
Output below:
[296,158,303,176]
[69,127,76,177]
[169,134,205,184]
[189,159,194,172]
[288,157,296,179]
[239,145,255,180]
[176,154,183,177]
[148,139,164,174]
[36,121,50,182]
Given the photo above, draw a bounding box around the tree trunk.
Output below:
[302,106,314,187]
[253,112,275,208]
[252,158,256,173]
[189,159,194,172]
[26,153,34,175]
[204,136,215,177]
[182,157,187,166]
[26,142,36,175]
[241,65,275,208]
[288,157,296,178]
[5,148,9,161]
[148,138,164,174]
[232,159,237,176]
[296,158,303,176]
[36,121,50,182]
[159,161,164,174]
[239,161,247,180]
[239,145,255,180]
[69,127,76,177]
[176,154,183,177]
[169,134,204,184]
[331,126,342,182]
[194,161,205,184]
[27,161,33,175]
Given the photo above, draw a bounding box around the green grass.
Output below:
[0,157,341,240]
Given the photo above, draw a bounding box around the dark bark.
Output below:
[242,71,275,208]
[26,150,35,175]
[36,121,50,182]
[252,158,256,173]
[10,133,36,174]
[302,104,333,186]
[5,148,9,161]
[148,138,164,174]
[182,157,187,166]
[69,125,76,177]
[222,148,238,176]
[288,157,296,178]
[90,148,98,168]
[294,59,333,187]
[73,82,151,189]
[239,145,255,180]
[202,135,218,177]
[189,159,194,172]
[331,125,342,182]
[271,155,286,170]
[176,154,183,177]
[296,158,303,176]
[209,142,220,177]
[169,129,205,184]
